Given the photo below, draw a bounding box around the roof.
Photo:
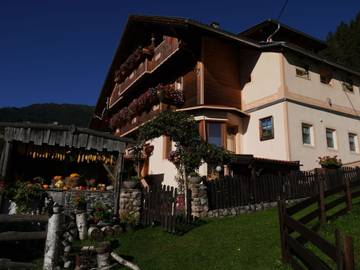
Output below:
[91,15,360,128]
[0,122,132,152]
[239,19,327,52]
[230,154,301,168]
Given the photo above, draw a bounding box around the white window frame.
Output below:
[326,128,337,150]
[301,123,314,146]
[348,133,359,153]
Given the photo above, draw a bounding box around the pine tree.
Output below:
[321,11,360,72]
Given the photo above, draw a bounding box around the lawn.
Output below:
[111,208,288,270]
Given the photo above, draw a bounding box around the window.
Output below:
[296,66,310,79]
[320,70,332,85]
[342,79,354,92]
[302,123,313,145]
[259,116,274,141]
[326,128,336,149]
[207,122,222,146]
[175,77,183,90]
[348,133,358,152]
[226,126,237,153]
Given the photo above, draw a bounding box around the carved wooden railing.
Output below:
[110,37,180,108]
[115,104,167,136]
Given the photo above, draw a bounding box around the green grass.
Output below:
[111,208,288,270]
[308,203,360,269]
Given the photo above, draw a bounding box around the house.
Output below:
[90,15,360,186]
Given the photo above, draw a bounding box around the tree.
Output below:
[137,111,229,214]
[320,12,360,72]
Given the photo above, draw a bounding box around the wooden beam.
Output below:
[1,141,12,180]
[113,154,124,216]
[0,258,35,269]
[0,214,48,223]
[0,231,47,241]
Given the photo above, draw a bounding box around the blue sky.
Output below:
[0,0,359,107]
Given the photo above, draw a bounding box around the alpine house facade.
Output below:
[90,15,360,186]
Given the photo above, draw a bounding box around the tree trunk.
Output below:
[43,206,63,270]
[182,166,188,216]
[96,242,111,269]
[76,211,88,240]
[111,252,141,270]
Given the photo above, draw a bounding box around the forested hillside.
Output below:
[0,103,94,127]
[321,11,360,72]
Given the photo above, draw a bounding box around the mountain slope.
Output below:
[0,103,94,127]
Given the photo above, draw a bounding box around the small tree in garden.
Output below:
[137,111,229,215]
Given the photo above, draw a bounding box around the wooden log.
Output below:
[88,226,103,240]
[0,214,48,223]
[0,231,46,241]
[96,242,111,269]
[43,205,63,270]
[0,258,35,269]
[112,225,123,236]
[76,212,88,240]
[111,252,141,270]
[101,226,114,237]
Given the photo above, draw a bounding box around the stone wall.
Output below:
[47,190,115,214]
[118,188,141,222]
[189,182,209,218]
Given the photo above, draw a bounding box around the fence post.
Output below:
[335,229,344,270]
[343,235,355,270]
[318,175,326,225]
[344,175,352,212]
[277,200,289,264]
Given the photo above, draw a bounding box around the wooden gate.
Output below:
[141,185,192,233]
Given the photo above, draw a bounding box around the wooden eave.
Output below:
[0,122,132,153]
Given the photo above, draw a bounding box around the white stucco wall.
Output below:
[283,53,360,111]
[287,102,360,170]
[242,52,282,105]
[241,102,288,160]
[147,136,178,187]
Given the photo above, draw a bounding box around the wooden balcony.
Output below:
[109,37,180,108]
[115,103,169,137]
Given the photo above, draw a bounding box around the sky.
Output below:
[0,0,359,108]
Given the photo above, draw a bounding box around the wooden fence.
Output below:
[277,168,360,269]
[0,214,48,269]
[140,184,192,233]
[206,167,360,211]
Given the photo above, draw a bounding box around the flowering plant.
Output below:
[92,201,112,223]
[73,192,87,211]
[318,155,342,169]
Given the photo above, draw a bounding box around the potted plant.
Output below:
[318,155,342,169]
[73,192,87,211]
[122,176,139,189]
[92,201,112,225]
[120,209,139,232]
[12,182,45,214]
[188,172,202,184]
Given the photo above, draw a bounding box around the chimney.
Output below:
[210,22,220,29]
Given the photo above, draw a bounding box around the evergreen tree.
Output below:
[321,11,360,72]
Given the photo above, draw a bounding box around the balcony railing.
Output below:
[109,37,180,108]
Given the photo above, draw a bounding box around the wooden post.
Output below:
[277,200,289,263]
[0,141,12,180]
[43,205,63,270]
[344,175,352,211]
[343,235,354,270]
[113,153,124,216]
[335,229,343,270]
[318,176,326,225]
